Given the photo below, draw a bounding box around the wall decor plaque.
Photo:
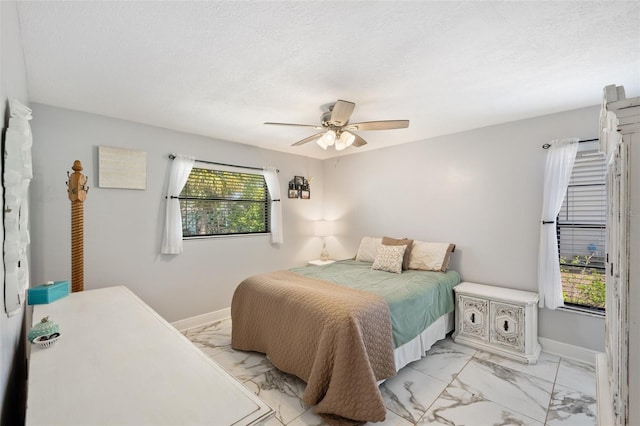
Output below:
[98,145,147,190]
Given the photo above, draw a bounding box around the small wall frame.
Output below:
[288,176,310,199]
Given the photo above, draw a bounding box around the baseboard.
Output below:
[539,337,599,366]
[171,307,231,332]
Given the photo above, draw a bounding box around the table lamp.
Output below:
[314,220,334,261]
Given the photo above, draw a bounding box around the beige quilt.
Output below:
[231,270,396,424]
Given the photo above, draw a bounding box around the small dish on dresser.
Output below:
[33,333,61,349]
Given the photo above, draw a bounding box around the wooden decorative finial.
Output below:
[68,160,88,202]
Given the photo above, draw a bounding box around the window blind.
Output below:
[179,168,269,237]
[557,150,606,271]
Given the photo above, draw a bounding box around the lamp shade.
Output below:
[316,138,329,150]
[341,131,356,147]
[314,220,334,237]
[316,130,336,150]
[335,131,355,151]
[323,130,336,146]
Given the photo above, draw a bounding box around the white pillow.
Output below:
[355,237,383,262]
[371,245,406,274]
[408,241,456,272]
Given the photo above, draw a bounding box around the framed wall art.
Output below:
[288,176,310,199]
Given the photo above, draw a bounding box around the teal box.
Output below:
[28,281,70,305]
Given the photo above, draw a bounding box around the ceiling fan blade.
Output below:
[346,120,409,131]
[329,100,355,126]
[352,134,367,147]
[264,122,324,129]
[291,132,325,146]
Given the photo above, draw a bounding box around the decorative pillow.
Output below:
[408,241,456,272]
[371,244,407,274]
[355,237,383,262]
[382,236,414,270]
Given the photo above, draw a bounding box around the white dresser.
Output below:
[453,282,541,364]
[26,286,273,425]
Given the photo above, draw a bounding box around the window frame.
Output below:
[557,141,606,312]
[178,165,271,239]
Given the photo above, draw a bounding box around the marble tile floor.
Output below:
[182,319,597,426]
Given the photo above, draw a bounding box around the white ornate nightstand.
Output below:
[453,282,541,364]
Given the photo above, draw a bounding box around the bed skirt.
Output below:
[393,311,454,372]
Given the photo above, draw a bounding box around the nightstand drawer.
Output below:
[490,301,525,353]
[459,295,489,341]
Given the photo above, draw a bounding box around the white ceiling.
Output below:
[15,1,640,159]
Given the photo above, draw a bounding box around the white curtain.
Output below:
[537,138,579,309]
[161,154,195,254]
[262,167,283,244]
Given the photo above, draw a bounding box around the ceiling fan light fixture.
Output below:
[316,130,336,149]
[334,139,347,151]
[316,138,329,150]
[322,130,336,145]
[340,131,356,148]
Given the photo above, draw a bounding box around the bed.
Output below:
[231,238,460,424]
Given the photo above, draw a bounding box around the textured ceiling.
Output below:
[15,1,640,159]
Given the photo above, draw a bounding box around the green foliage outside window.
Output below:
[180,168,269,237]
[560,254,606,310]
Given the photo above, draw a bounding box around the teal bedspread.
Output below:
[290,260,461,348]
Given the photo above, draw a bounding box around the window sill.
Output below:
[557,305,605,319]
[184,233,271,241]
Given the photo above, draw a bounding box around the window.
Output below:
[179,167,269,237]
[557,143,606,311]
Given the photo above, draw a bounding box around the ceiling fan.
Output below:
[264,100,409,151]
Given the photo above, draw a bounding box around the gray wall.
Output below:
[322,106,605,352]
[1,1,29,424]
[29,104,325,322]
[29,103,606,352]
